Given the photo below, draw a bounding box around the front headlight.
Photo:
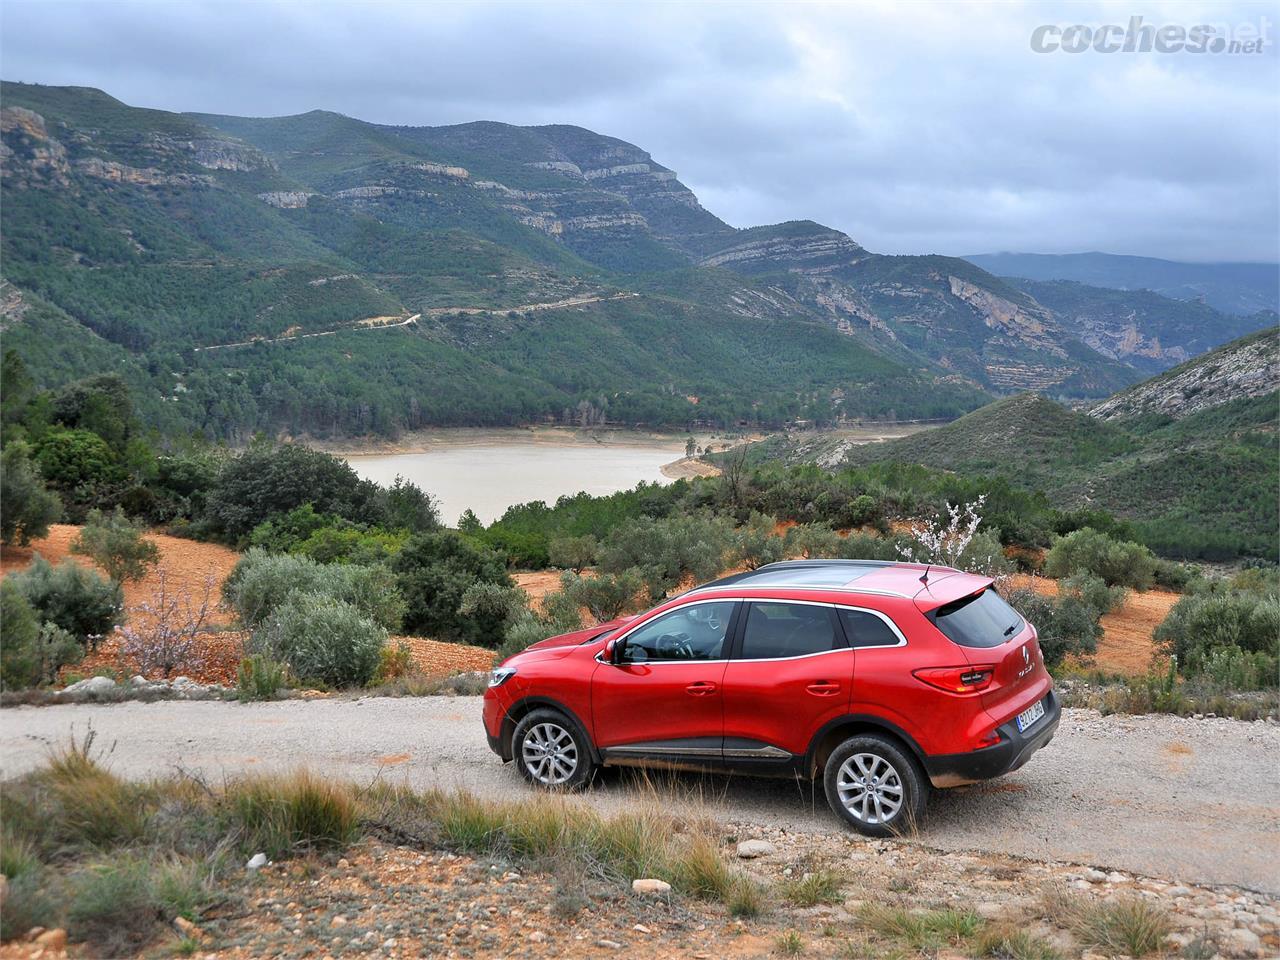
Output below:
[488,666,517,688]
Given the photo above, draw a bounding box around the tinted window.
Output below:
[620,601,735,662]
[839,609,902,648]
[933,588,1024,649]
[740,602,841,660]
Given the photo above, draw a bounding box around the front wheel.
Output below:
[512,708,595,791]
[823,735,928,837]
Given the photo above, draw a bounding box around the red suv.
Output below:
[483,560,1059,835]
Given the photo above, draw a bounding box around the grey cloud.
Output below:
[1,0,1275,261]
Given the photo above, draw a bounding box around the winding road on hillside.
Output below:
[4,700,1276,895]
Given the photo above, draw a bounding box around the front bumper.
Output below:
[923,689,1061,788]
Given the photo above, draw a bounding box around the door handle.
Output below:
[685,681,718,696]
[806,681,841,696]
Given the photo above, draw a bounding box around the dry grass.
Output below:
[1041,886,1171,956]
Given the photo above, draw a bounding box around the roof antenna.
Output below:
[920,564,931,585]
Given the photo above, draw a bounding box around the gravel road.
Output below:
[3,699,1277,894]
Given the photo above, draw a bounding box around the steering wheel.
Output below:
[655,631,695,659]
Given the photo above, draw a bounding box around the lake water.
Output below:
[344,437,686,525]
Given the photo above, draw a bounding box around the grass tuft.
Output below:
[975,924,1064,960]
[1041,887,1170,957]
[774,929,805,955]
[226,769,358,857]
[860,904,982,951]
[781,869,843,907]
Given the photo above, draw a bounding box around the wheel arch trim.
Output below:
[502,695,602,764]
[804,713,928,777]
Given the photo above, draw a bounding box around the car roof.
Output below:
[686,559,967,601]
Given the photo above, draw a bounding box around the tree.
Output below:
[548,534,597,573]
[117,570,215,678]
[0,442,61,546]
[71,507,160,583]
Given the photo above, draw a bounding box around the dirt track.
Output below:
[3,699,1276,895]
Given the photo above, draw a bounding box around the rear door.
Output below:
[720,600,853,759]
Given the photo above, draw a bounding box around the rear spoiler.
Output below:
[913,572,994,614]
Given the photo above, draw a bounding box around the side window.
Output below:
[620,601,735,663]
[838,608,902,648]
[740,602,841,660]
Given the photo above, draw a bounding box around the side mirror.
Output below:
[604,639,620,664]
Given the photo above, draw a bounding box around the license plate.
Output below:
[1016,699,1046,733]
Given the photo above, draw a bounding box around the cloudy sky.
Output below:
[3,0,1277,261]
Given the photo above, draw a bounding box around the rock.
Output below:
[632,924,651,934]
[597,940,623,949]
[34,929,67,950]
[331,916,347,928]
[736,839,778,859]
[1224,927,1263,957]
[61,676,116,696]
[976,902,1006,920]
[631,878,671,896]
[336,858,350,869]
[129,675,150,687]
[247,852,268,871]
[1084,868,1108,882]
[528,931,548,942]
[173,916,203,940]
[1106,871,1128,883]
[1167,885,1194,898]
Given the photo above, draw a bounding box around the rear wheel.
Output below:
[824,735,928,836]
[512,708,595,791]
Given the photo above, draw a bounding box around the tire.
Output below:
[511,708,595,791]
[823,734,928,837]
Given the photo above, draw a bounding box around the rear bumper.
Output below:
[922,689,1060,788]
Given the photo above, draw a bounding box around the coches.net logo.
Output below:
[1031,15,1271,54]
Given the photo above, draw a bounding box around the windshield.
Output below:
[932,588,1024,649]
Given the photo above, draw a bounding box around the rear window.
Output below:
[932,588,1024,649]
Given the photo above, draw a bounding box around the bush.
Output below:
[374,641,414,683]
[236,654,289,701]
[1006,580,1104,669]
[1044,528,1157,590]
[556,569,644,622]
[393,531,513,644]
[117,570,215,678]
[1,581,41,689]
[71,507,159,583]
[596,513,736,600]
[733,512,788,570]
[223,550,404,631]
[0,441,61,546]
[548,534,597,573]
[33,427,120,493]
[203,443,385,540]
[227,770,358,857]
[7,554,123,647]
[252,592,386,687]
[1061,573,1127,616]
[785,523,843,559]
[1155,590,1279,689]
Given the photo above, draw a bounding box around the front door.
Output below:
[591,599,738,762]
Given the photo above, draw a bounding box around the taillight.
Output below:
[912,665,996,694]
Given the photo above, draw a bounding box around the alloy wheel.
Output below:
[836,752,904,824]
[520,721,579,785]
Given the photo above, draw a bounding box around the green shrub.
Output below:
[596,513,735,600]
[71,506,159,583]
[375,640,414,683]
[252,592,386,687]
[734,512,788,570]
[0,441,61,546]
[247,503,332,553]
[785,523,843,559]
[557,569,645,622]
[33,427,120,493]
[393,531,514,644]
[1061,573,1127,615]
[0,581,41,689]
[7,553,123,647]
[1044,528,1157,589]
[223,549,404,631]
[548,534,597,572]
[67,856,213,956]
[236,655,288,701]
[204,443,385,540]
[1006,581,1103,668]
[834,531,901,561]
[1155,590,1279,689]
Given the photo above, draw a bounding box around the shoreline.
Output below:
[309,425,729,458]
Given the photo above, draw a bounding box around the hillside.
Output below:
[754,331,1279,558]
[1090,326,1279,422]
[965,251,1280,315]
[0,81,1267,439]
